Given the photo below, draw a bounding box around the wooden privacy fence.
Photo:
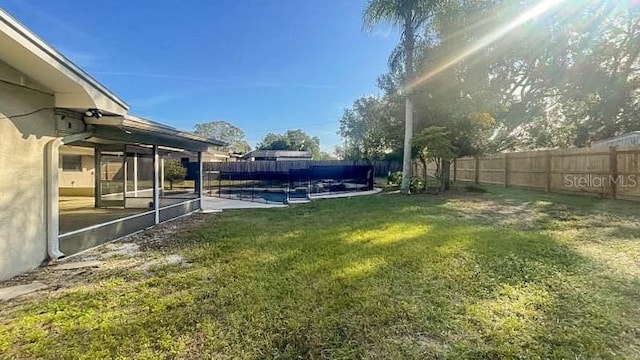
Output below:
[413,145,640,200]
[449,145,640,200]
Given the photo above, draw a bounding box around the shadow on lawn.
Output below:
[477,184,640,218]
[177,195,640,358]
[2,193,640,359]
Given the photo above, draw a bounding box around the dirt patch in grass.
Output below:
[0,213,213,307]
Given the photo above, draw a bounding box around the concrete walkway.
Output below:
[309,188,382,199]
[0,282,48,301]
[201,197,287,210]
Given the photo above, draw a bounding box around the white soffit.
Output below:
[0,9,128,115]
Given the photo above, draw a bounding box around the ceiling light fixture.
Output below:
[84,108,102,118]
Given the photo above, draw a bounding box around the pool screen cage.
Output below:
[201,160,375,204]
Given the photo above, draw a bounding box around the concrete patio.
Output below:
[201,197,287,210]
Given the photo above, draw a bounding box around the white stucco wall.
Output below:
[0,62,56,280]
[58,146,95,196]
[59,154,95,188]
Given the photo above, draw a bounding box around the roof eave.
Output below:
[0,8,129,114]
[85,114,226,150]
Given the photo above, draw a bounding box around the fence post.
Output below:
[610,146,618,199]
[545,151,552,193]
[286,173,290,204]
[217,172,221,198]
[504,153,510,187]
[307,169,311,198]
[474,156,480,184]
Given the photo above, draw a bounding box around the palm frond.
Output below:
[388,43,406,74]
[363,0,407,32]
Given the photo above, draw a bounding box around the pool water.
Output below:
[219,189,307,204]
[260,192,288,203]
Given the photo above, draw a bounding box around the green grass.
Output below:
[2,186,640,359]
[169,179,194,189]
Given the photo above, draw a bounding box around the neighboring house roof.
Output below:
[0,8,128,114]
[242,150,313,160]
[177,148,237,161]
[592,132,640,148]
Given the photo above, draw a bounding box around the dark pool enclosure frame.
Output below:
[200,160,375,204]
[54,114,225,256]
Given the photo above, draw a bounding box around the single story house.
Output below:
[241,150,312,161]
[0,8,225,280]
[592,132,640,148]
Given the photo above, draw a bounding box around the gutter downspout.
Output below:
[46,130,94,260]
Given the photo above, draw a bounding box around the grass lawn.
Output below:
[2,185,640,359]
[169,180,195,189]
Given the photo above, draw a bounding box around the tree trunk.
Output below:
[169,180,173,190]
[401,97,413,193]
[400,19,415,194]
[421,158,427,190]
[441,160,451,191]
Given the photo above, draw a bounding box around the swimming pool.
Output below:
[218,189,308,204]
[214,180,371,204]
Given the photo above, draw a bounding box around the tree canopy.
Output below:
[338,96,403,161]
[343,0,640,165]
[194,121,251,154]
[256,129,321,159]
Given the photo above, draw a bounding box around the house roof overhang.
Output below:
[0,9,128,115]
[84,114,227,152]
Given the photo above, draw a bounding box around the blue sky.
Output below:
[1,0,397,152]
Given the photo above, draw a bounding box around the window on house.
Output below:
[62,155,82,171]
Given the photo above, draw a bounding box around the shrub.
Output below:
[164,159,187,189]
[387,172,435,194]
[410,177,424,193]
[388,171,403,185]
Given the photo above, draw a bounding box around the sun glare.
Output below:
[407,0,567,92]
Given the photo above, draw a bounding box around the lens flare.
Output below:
[407,0,567,93]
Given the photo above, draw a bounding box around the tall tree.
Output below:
[194,121,251,154]
[347,0,640,175]
[257,133,291,151]
[256,129,321,159]
[363,0,444,193]
[339,95,403,160]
